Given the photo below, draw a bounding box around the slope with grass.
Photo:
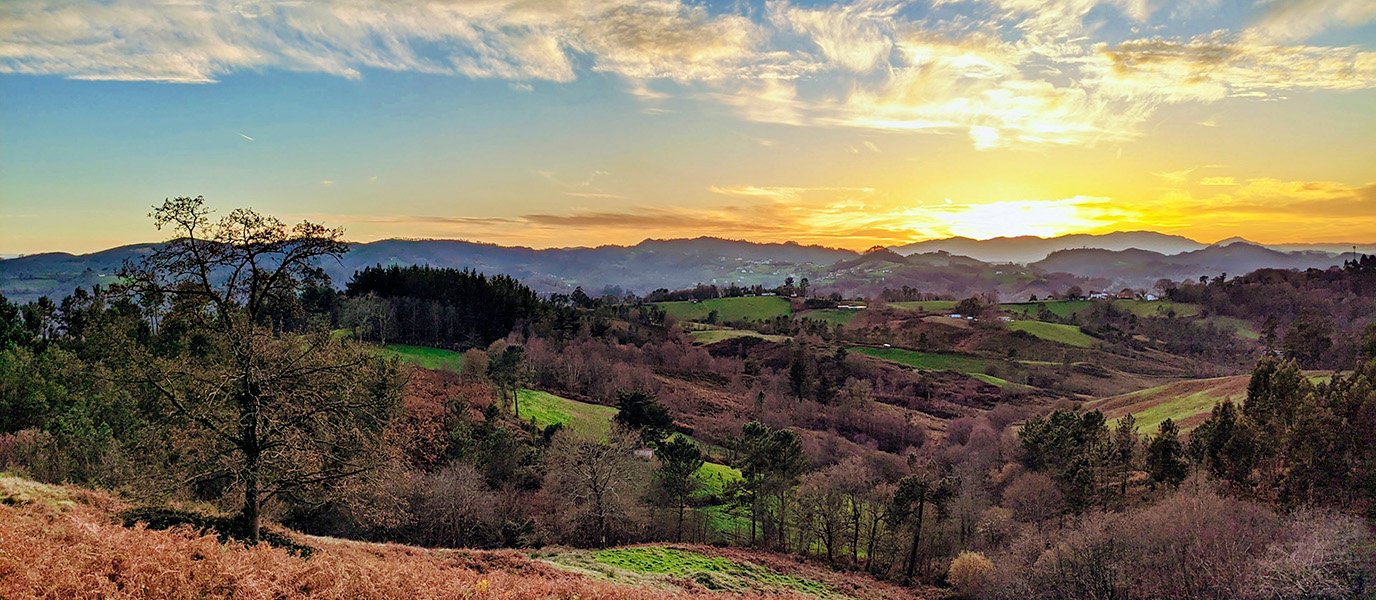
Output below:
[888,300,957,312]
[587,546,840,598]
[514,389,740,505]
[657,296,792,323]
[379,344,465,372]
[1086,375,1252,432]
[1006,320,1096,348]
[1002,299,1200,320]
[851,346,995,374]
[795,309,859,326]
[1002,300,1091,319]
[692,461,742,500]
[1205,316,1261,340]
[689,329,791,344]
[1,474,922,600]
[849,346,1036,391]
[518,389,619,440]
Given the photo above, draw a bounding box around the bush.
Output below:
[122,506,314,558]
[948,551,994,598]
[983,482,1375,600]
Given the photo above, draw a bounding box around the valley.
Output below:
[2,210,1373,599]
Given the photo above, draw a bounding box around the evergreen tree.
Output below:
[1146,419,1187,488]
[653,434,704,542]
[613,391,675,446]
[1112,413,1137,497]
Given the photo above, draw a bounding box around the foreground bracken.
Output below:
[0,476,926,600]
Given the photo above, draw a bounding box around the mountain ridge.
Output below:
[0,233,1364,304]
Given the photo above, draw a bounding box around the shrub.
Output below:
[122,506,314,558]
[948,551,994,598]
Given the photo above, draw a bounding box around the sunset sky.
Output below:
[1,0,1374,254]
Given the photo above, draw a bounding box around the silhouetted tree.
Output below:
[119,196,403,542]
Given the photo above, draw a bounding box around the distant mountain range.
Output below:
[890,231,1208,263]
[1030,242,1349,291]
[0,233,1367,304]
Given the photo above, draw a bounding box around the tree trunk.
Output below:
[244,460,260,542]
[865,514,880,573]
[904,496,925,583]
[751,492,758,545]
[240,388,262,543]
[851,503,862,563]
[676,501,685,542]
[777,491,788,551]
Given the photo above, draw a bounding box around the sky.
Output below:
[1,0,1374,255]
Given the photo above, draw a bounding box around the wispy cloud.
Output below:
[1090,33,1376,104]
[1200,177,1238,186]
[2,0,1373,150]
[1248,0,1376,43]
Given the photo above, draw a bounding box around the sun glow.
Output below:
[932,197,1121,239]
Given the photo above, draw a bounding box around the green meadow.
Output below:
[1006,320,1096,347]
[657,296,792,323]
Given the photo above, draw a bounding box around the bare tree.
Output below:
[543,428,648,547]
[119,196,402,541]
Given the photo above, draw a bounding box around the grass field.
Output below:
[1206,316,1261,340]
[380,344,465,372]
[1007,320,1096,347]
[688,329,790,344]
[657,297,791,323]
[851,346,994,373]
[519,389,619,440]
[889,300,957,312]
[795,309,858,326]
[969,372,1032,390]
[591,547,839,598]
[1003,299,1200,320]
[693,461,743,499]
[1002,300,1091,318]
[1086,375,1251,432]
[517,389,736,489]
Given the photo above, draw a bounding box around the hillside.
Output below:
[1086,371,1335,433]
[1,234,1353,305]
[0,474,925,600]
[0,237,857,304]
[1085,375,1252,432]
[1032,242,1345,291]
[891,231,1209,263]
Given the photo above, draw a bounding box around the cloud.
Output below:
[2,0,1374,151]
[0,0,763,83]
[768,0,899,72]
[312,176,1376,248]
[1199,177,1237,186]
[1090,33,1376,104]
[1249,0,1376,43]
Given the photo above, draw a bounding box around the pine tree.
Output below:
[1146,419,1187,488]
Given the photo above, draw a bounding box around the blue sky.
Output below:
[1,0,1374,254]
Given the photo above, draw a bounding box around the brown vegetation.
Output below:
[0,476,916,600]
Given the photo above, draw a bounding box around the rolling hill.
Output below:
[891,231,1209,263]
[1,234,1353,305]
[1032,241,1346,291]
